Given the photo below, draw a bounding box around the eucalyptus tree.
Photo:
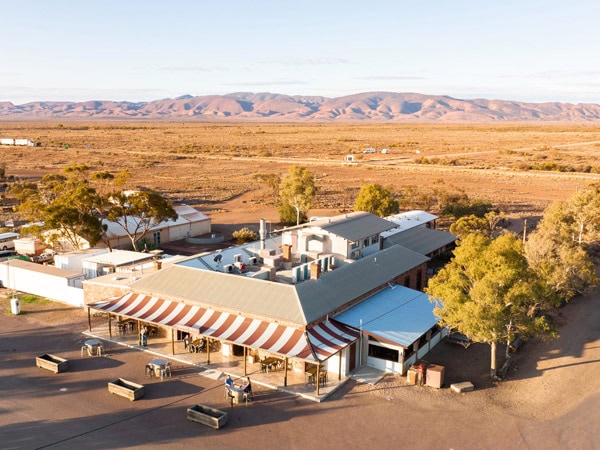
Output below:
[353,183,399,217]
[278,166,316,225]
[104,190,178,251]
[426,233,554,378]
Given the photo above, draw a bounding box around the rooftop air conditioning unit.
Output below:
[249,256,258,265]
[234,254,243,263]
[223,264,234,273]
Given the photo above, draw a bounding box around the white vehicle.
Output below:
[381,148,389,154]
[0,232,20,251]
[363,148,376,154]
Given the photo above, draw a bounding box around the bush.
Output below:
[232,227,258,244]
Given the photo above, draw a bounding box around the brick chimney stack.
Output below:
[310,262,321,280]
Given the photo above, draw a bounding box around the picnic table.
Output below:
[260,357,280,373]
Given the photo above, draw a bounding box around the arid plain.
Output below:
[3,122,600,228]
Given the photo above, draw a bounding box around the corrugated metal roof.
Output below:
[334,285,439,348]
[174,204,210,222]
[383,227,456,256]
[83,249,155,266]
[315,211,396,241]
[296,245,430,323]
[130,265,307,324]
[128,243,428,326]
[381,210,439,238]
[0,259,82,278]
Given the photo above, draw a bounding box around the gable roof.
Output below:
[130,264,307,324]
[296,244,430,323]
[312,211,397,241]
[127,243,428,326]
[383,227,456,256]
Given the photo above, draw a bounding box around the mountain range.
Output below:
[2,92,600,122]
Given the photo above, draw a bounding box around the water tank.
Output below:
[10,297,20,315]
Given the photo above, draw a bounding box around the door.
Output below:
[348,342,357,371]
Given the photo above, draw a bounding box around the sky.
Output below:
[2,1,599,105]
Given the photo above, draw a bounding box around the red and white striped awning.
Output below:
[89,292,358,363]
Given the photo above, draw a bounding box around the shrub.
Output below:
[232,227,258,244]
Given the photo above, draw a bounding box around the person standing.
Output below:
[141,325,148,347]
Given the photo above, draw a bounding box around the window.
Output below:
[363,238,369,247]
[350,241,359,249]
[371,235,379,245]
[153,231,161,247]
[368,344,399,362]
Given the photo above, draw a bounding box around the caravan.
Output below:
[0,232,20,252]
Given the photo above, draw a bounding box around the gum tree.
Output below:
[353,183,399,217]
[426,233,553,378]
[278,166,316,225]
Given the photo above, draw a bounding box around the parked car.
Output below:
[31,251,56,264]
[381,148,389,154]
[363,148,376,154]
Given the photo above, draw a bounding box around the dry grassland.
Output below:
[3,122,600,223]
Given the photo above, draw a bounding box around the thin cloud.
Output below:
[220,80,310,87]
[356,75,427,81]
[501,70,600,79]
[158,66,228,72]
[0,86,170,104]
[261,57,351,66]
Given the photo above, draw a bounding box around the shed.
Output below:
[82,250,156,279]
[0,259,85,306]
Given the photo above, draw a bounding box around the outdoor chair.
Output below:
[242,388,253,404]
[159,362,172,381]
[224,386,235,406]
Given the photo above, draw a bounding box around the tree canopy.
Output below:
[426,233,554,377]
[105,190,178,251]
[11,167,177,252]
[523,185,599,304]
[278,166,316,225]
[449,211,505,238]
[353,183,399,217]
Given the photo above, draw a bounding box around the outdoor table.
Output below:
[149,358,171,380]
[82,339,104,357]
[260,357,279,373]
[189,338,205,353]
[228,384,245,404]
[117,320,134,334]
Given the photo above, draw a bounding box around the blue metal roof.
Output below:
[334,285,438,348]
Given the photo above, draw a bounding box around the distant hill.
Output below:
[2,91,600,122]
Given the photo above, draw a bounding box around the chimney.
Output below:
[310,262,321,280]
[282,244,292,262]
[259,218,267,250]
